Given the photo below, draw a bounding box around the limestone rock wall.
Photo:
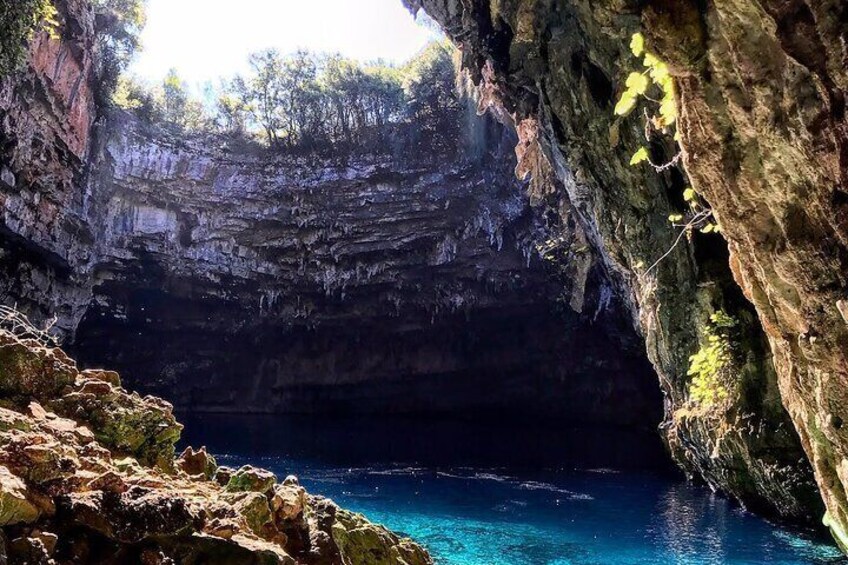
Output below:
[69,115,659,423]
[0,0,99,335]
[403,0,826,524]
[0,0,661,426]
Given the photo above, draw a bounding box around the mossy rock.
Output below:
[225,466,277,494]
[0,466,39,526]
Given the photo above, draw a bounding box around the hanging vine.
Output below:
[614,33,719,275]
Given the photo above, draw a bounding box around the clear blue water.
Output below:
[180,415,846,565]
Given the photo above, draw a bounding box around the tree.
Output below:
[0,0,58,77]
[93,0,146,98]
[238,49,287,146]
[403,41,462,139]
[157,68,205,130]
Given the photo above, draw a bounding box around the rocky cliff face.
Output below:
[66,115,658,423]
[0,0,99,336]
[404,0,844,530]
[0,0,660,425]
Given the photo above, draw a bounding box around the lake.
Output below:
[180,414,846,565]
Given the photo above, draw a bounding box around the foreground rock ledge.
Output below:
[0,329,431,564]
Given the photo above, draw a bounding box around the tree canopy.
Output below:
[0,0,58,77]
[115,40,466,157]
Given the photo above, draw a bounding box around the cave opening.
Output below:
[63,0,664,435]
[8,0,845,562]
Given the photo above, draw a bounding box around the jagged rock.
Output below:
[272,483,306,522]
[59,488,202,544]
[226,466,277,494]
[214,465,235,487]
[80,369,121,387]
[332,508,431,565]
[7,535,52,564]
[177,446,218,480]
[0,466,39,526]
[0,327,432,563]
[0,336,77,402]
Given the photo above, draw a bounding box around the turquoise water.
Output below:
[181,415,846,565]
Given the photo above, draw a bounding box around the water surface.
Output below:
[180,415,845,565]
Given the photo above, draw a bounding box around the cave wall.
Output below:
[405,0,846,528]
[0,0,661,429]
[68,114,659,423]
[0,0,99,334]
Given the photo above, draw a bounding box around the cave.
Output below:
[61,110,661,426]
[0,0,846,563]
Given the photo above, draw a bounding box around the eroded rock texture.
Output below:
[0,327,431,564]
[403,0,832,525]
[0,0,660,425]
[63,115,658,422]
[0,0,99,335]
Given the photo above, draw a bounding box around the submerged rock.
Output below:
[0,327,433,563]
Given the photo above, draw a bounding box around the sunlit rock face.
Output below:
[0,0,660,429]
[0,0,99,336]
[402,0,834,525]
[67,114,660,424]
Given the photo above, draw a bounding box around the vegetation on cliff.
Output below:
[115,40,465,156]
[0,0,58,75]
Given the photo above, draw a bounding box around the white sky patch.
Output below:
[130,0,443,89]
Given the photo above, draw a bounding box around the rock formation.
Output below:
[0,0,661,424]
[0,319,431,564]
[65,114,659,423]
[4,0,847,555]
[404,0,845,535]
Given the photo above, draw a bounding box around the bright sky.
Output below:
[130,0,442,88]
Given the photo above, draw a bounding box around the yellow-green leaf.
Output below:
[683,188,696,201]
[630,147,649,166]
[630,33,645,57]
[668,214,684,223]
[659,98,677,126]
[650,61,670,83]
[625,72,649,95]
[700,223,715,233]
[614,91,637,116]
[643,53,659,69]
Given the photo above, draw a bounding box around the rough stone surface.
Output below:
[0,0,661,426]
[0,326,432,564]
[404,0,828,526]
[59,113,658,424]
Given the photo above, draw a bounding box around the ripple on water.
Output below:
[182,417,847,565]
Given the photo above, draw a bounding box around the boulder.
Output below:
[225,465,277,494]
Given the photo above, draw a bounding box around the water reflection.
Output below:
[181,414,847,565]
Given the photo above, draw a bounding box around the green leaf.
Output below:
[643,53,659,69]
[614,91,637,116]
[630,147,649,166]
[625,72,649,95]
[700,223,715,233]
[683,188,696,202]
[668,214,684,223]
[659,97,677,126]
[630,33,645,57]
